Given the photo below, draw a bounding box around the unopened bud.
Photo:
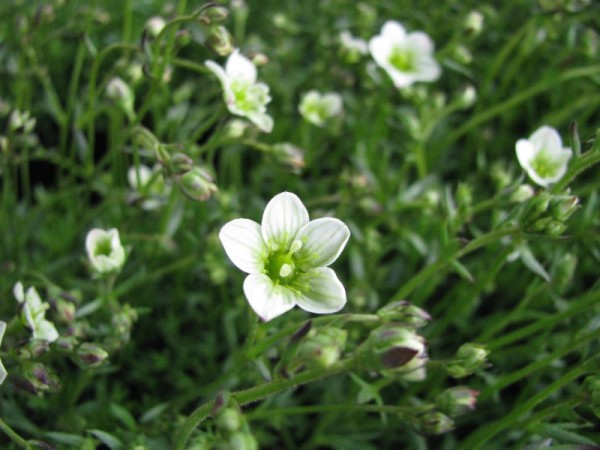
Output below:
[435,387,479,417]
[297,327,347,369]
[530,217,566,236]
[358,326,427,381]
[106,77,135,120]
[132,126,160,151]
[457,85,476,108]
[207,25,234,56]
[522,191,551,225]
[56,299,76,323]
[377,301,431,328]
[176,166,218,201]
[549,195,579,222]
[112,304,138,337]
[446,343,489,378]
[146,16,166,37]
[510,184,535,203]
[271,143,305,172]
[197,4,230,25]
[453,45,473,65]
[464,11,484,36]
[169,153,194,175]
[215,407,243,432]
[227,431,258,450]
[76,343,109,368]
[25,363,59,394]
[418,411,455,435]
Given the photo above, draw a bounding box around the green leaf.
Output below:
[88,429,124,450]
[518,244,550,282]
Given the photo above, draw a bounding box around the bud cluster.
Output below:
[446,343,489,378]
[521,190,579,236]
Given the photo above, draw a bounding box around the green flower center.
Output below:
[389,47,415,72]
[231,80,267,113]
[264,239,303,285]
[530,150,561,178]
[94,237,113,257]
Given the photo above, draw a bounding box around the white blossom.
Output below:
[219,192,350,321]
[205,49,273,133]
[369,21,441,89]
[13,282,59,343]
[298,90,343,127]
[86,228,126,275]
[516,125,572,187]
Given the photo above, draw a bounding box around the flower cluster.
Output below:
[14,283,59,343]
[205,49,273,133]
[219,192,350,321]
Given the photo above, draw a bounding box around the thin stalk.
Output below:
[174,358,356,450]
[248,403,434,419]
[391,226,521,302]
[0,418,30,449]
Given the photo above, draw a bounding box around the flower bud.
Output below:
[223,119,251,139]
[112,304,138,337]
[146,16,166,37]
[8,109,36,133]
[457,85,476,108]
[510,184,535,203]
[435,387,479,417]
[197,4,229,25]
[522,191,551,225]
[358,326,427,381]
[464,11,484,36]
[377,301,431,328]
[226,431,258,450]
[105,77,135,120]
[418,411,455,435]
[175,166,218,201]
[271,143,305,172]
[549,195,579,222]
[446,343,489,378]
[132,126,160,151]
[55,298,76,323]
[76,343,109,368]
[207,26,234,56]
[296,327,347,369]
[215,407,243,432]
[169,153,194,175]
[25,363,60,394]
[530,217,567,236]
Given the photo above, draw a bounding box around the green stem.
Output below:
[445,65,600,146]
[551,147,600,193]
[248,403,434,418]
[460,354,597,450]
[0,418,31,449]
[173,358,356,450]
[391,226,521,302]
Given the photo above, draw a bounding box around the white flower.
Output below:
[299,90,343,127]
[219,192,351,322]
[516,125,572,187]
[369,21,441,89]
[205,49,273,133]
[86,228,126,275]
[339,31,368,63]
[127,164,171,210]
[0,321,7,384]
[13,282,59,343]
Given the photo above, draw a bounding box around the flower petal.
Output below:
[247,111,274,133]
[219,219,266,274]
[225,50,257,84]
[262,192,309,250]
[243,273,297,321]
[205,60,229,89]
[294,267,347,314]
[381,21,407,42]
[529,126,562,155]
[407,31,434,55]
[33,319,59,343]
[295,218,350,268]
[13,282,24,303]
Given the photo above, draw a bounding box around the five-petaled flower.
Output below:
[516,125,572,188]
[369,21,441,89]
[205,49,273,133]
[86,228,126,275]
[14,282,59,343]
[299,90,343,127]
[219,192,350,322]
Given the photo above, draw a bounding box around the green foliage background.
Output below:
[0,0,599,448]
